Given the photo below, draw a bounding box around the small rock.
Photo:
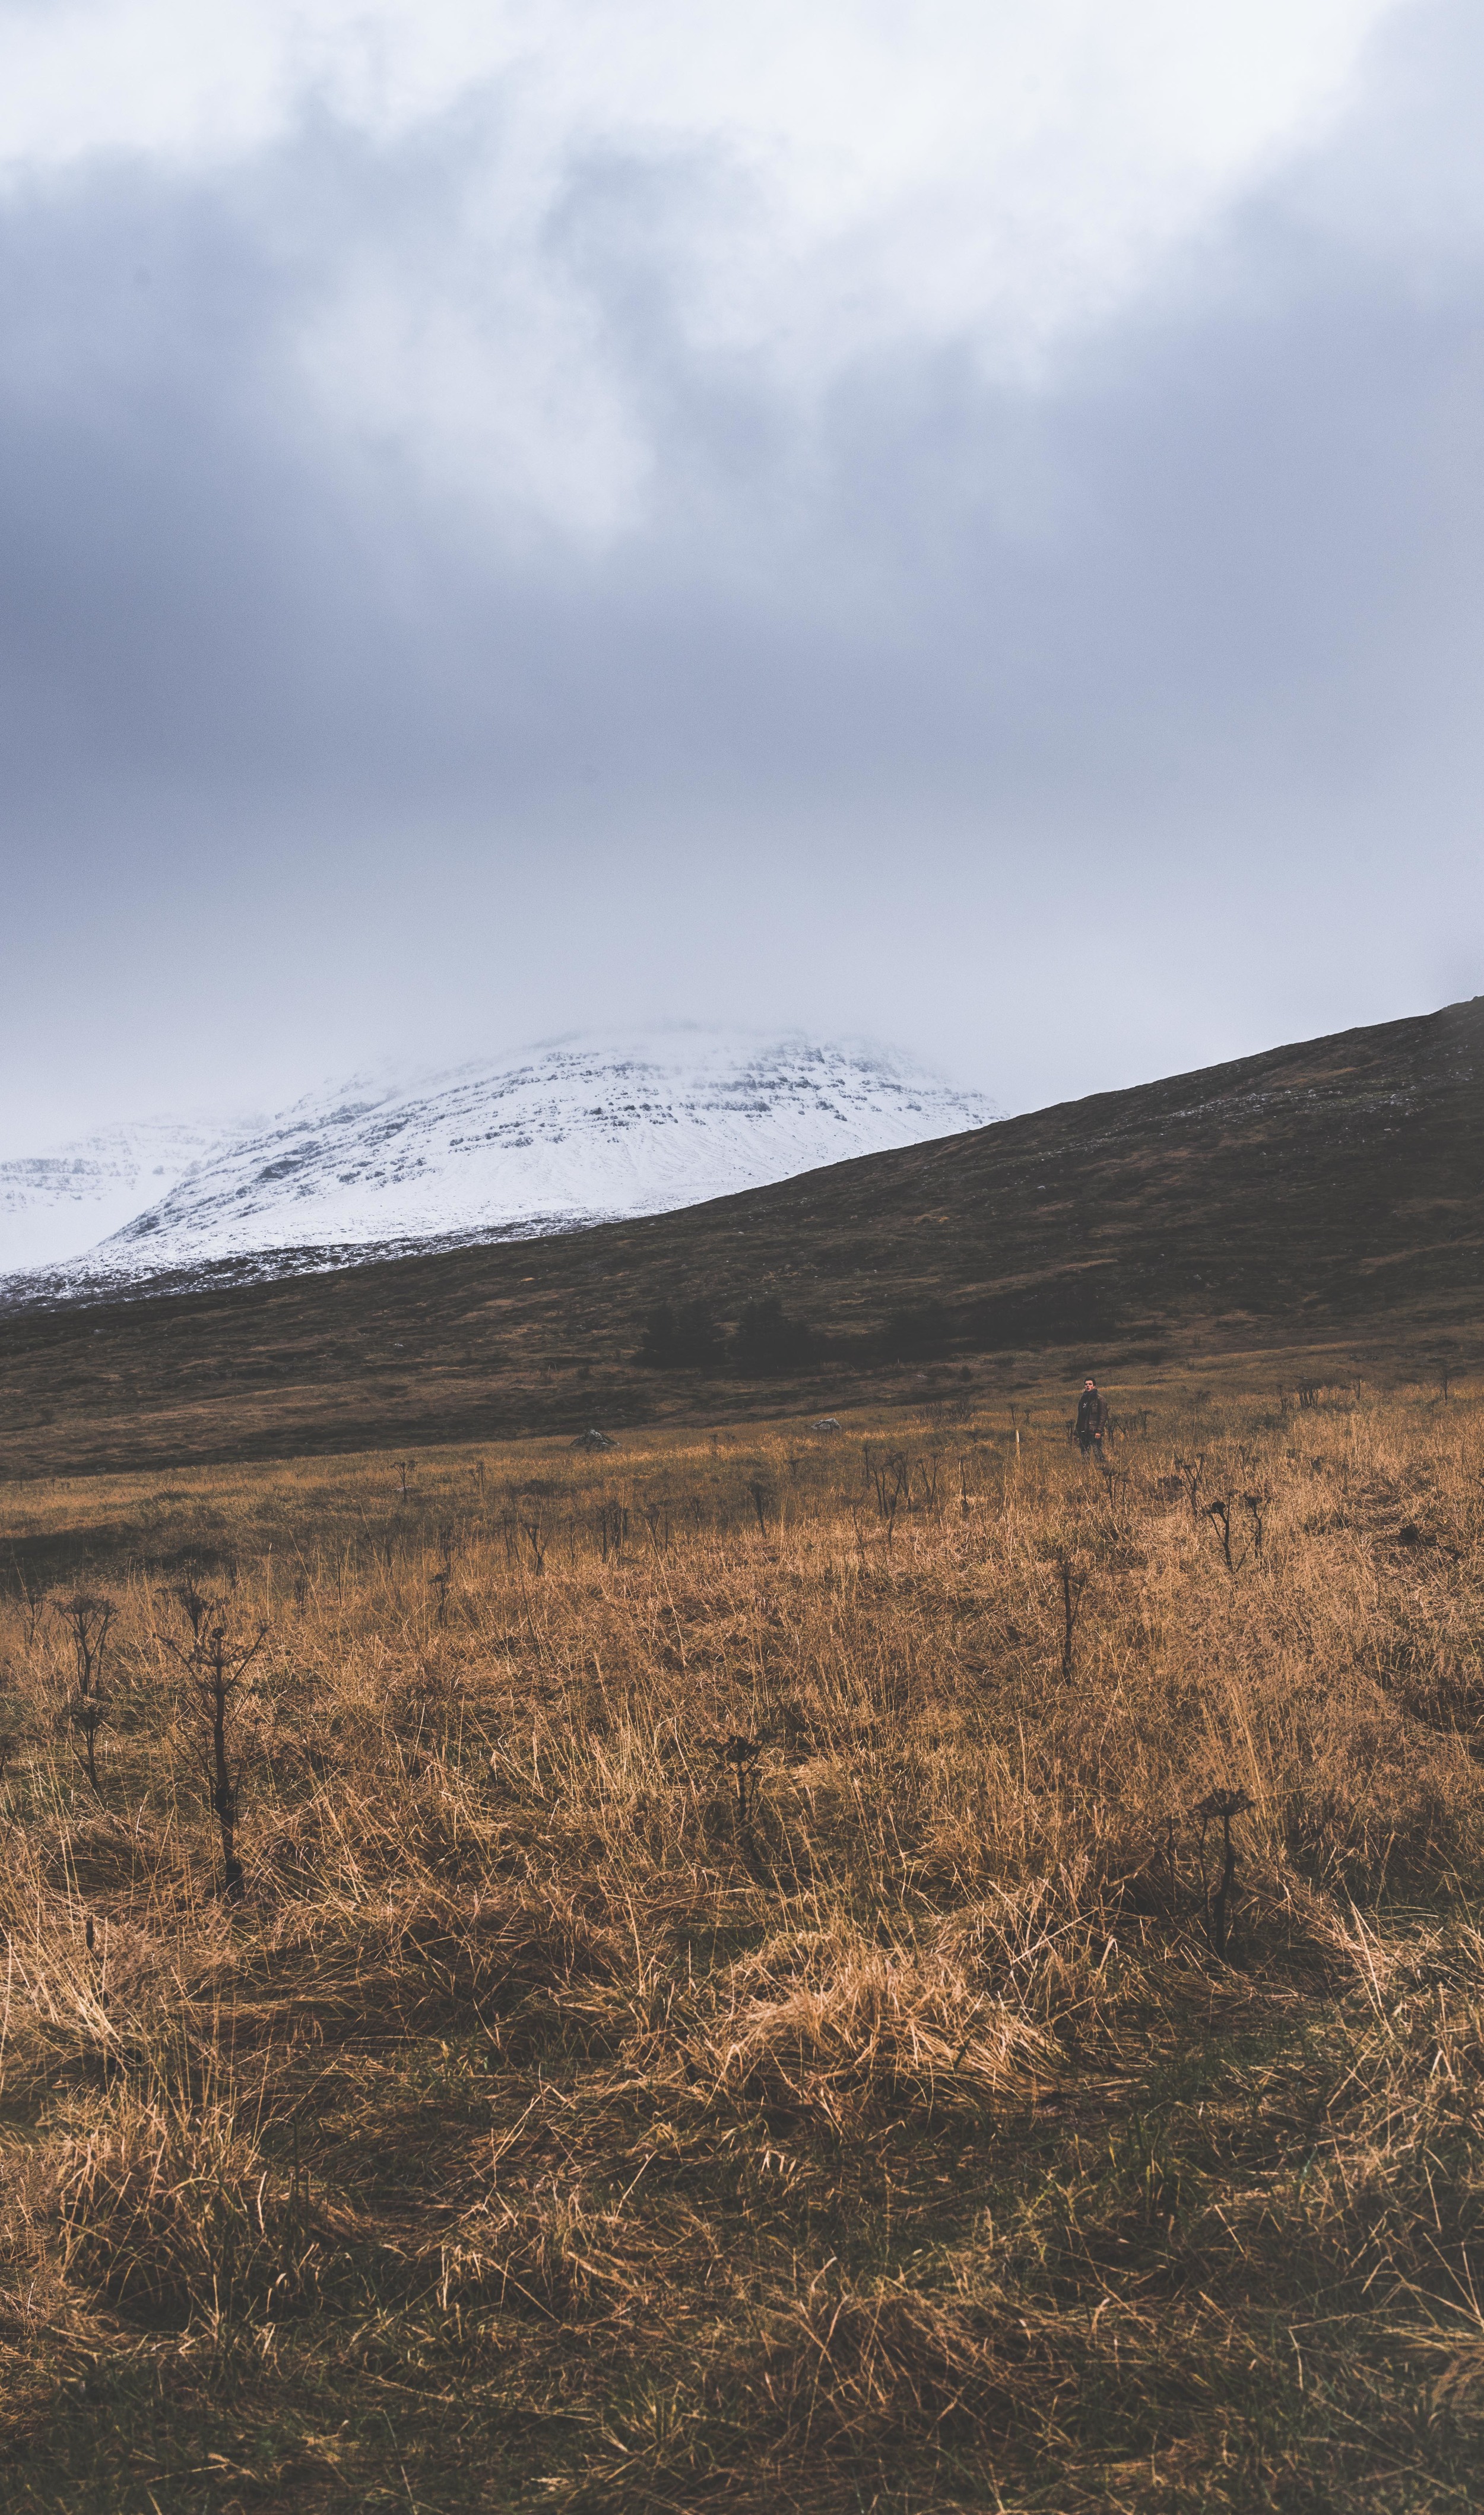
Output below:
[809,1416,842,1433]
[570,1427,617,1451]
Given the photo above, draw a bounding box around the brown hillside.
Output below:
[2,992,1480,1474]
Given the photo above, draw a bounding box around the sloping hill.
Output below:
[2,994,1480,1473]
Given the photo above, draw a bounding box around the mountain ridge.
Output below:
[0,992,1478,1476]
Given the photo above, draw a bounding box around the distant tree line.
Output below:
[886,1276,1120,1356]
[635,1269,1124,1377]
[636,1293,815,1375]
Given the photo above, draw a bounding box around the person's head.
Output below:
[1084,1377,1096,1390]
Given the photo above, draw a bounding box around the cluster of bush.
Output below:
[636,1293,816,1375]
[637,1278,1114,1376]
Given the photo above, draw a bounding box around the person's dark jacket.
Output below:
[1076,1388,1107,1438]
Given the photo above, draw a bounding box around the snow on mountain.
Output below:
[2,1030,999,1297]
[0,1115,240,1275]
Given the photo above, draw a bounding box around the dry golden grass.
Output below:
[2,1383,1484,2510]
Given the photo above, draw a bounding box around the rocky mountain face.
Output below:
[1,1030,998,1296]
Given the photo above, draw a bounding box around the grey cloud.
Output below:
[1,2,1482,1139]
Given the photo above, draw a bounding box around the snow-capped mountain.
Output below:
[2,1030,998,1298]
[0,1115,242,1276]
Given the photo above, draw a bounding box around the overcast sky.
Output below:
[1,0,1481,1142]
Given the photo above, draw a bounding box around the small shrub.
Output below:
[733,1294,814,1373]
[636,1297,727,1369]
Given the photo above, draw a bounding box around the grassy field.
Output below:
[3,1377,1484,2510]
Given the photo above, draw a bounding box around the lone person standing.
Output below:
[1076,1376,1108,1461]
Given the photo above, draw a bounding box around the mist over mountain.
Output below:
[0,1116,239,1276]
[0,1030,997,1298]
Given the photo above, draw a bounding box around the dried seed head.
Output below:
[1192,1788,1254,1823]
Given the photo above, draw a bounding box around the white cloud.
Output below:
[0,0,1412,528]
